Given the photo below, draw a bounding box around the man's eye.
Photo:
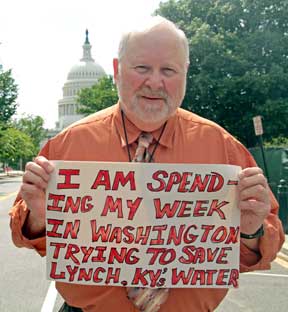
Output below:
[135,66,149,73]
[162,68,176,76]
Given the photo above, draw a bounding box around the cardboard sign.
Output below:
[46,161,241,288]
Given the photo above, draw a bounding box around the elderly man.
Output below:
[10,16,284,312]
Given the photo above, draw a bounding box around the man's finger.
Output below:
[239,167,263,178]
[22,170,49,190]
[20,183,44,197]
[238,173,267,190]
[25,161,51,183]
[239,184,270,203]
[34,156,54,174]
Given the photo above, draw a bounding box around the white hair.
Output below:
[117,16,189,64]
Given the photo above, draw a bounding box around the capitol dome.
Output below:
[58,30,106,130]
[67,62,105,80]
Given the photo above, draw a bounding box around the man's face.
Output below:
[114,27,188,131]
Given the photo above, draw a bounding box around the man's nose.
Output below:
[144,71,164,90]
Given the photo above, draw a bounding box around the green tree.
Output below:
[77,76,118,115]
[156,0,288,147]
[264,136,288,147]
[0,69,18,128]
[14,114,47,152]
[0,127,35,170]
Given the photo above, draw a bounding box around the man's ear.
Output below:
[113,58,119,82]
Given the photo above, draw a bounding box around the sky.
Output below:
[0,0,166,129]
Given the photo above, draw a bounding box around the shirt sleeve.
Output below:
[9,140,53,257]
[9,197,46,256]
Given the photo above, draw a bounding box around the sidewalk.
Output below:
[0,170,24,179]
[279,234,288,258]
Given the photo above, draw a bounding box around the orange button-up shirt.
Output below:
[10,103,284,312]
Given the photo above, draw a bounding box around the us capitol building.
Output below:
[55,30,106,131]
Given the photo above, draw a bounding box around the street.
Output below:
[0,177,61,312]
[0,177,287,312]
[216,260,288,312]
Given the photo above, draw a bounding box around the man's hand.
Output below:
[237,167,271,250]
[20,156,54,237]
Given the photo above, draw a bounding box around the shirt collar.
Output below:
[114,102,176,149]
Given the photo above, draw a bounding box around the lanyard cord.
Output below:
[120,109,167,163]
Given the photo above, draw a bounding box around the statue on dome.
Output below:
[85,29,90,44]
